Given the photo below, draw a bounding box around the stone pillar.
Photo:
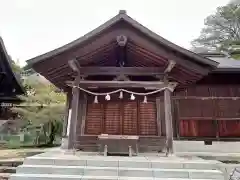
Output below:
[164,88,174,154]
[19,133,25,142]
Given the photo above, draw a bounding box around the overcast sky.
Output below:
[0,0,230,66]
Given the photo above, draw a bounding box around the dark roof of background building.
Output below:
[0,37,25,97]
[199,52,240,71]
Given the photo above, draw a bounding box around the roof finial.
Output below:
[119,10,127,14]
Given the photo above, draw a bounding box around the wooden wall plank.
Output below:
[218,120,240,137]
[84,100,158,136]
[156,98,161,136]
[80,94,87,135]
[85,103,103,135]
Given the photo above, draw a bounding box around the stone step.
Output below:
[0,173,10,179]
[75,145,99,152]
[24,156,221,170]
[138,145,163,152]
[10,174,223,180]
[16,165,224,179]
[0,166,16,173]
[10,174,82,180]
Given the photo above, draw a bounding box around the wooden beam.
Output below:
[68,59,81,72]
[113,74,130,81]
[164,60,176,73]
[125,31,211,75]
[76,67,164,76]
[169,82,178,91]
[116,35,128,47]
[173,96,240,100]
[116,35,127,66]
[44,43,115,77]
[178,117,240,121]
[66,80,171,89]
[0,72,6,85]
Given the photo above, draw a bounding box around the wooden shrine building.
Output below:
[0,37,24,121]
[26,10,240,154]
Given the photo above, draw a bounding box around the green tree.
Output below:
[9,57,22,74]
[11,77,66,145]
[192,2,240,53]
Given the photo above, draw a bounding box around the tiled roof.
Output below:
[199,53,240,69]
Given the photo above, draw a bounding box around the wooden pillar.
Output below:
[164,88,174,154]
[67,85,80,149]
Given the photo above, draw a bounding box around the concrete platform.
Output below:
[174,141,240,154]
